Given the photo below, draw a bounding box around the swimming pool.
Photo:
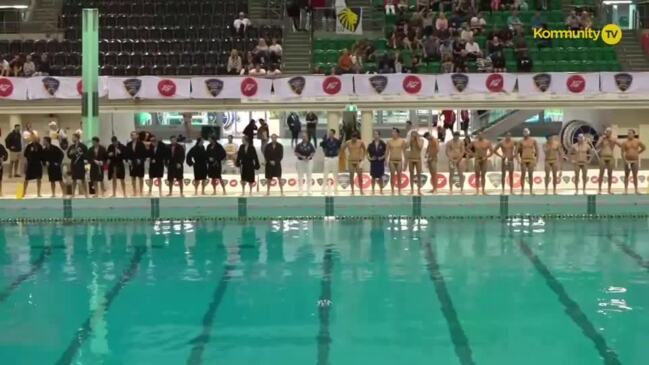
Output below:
[0,217,647,365]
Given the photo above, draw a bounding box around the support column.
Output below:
[82,8,99,142]
[360,110,373,145]
[326,111,341,135]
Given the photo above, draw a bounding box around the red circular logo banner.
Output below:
[403,75,422,94]
[0,78,14,97]
[240,77,258,97]
[158,79,177,97]
[322,76,342,95]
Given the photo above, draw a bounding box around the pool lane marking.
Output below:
[422,241,476,365]
[317,245,334,365]
[0,246,52,303]
[517,240,623,365]
[186,263,236,365]
[607,235,649,272]
[54,246,147,365]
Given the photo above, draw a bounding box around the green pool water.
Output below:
[0,218,648,365]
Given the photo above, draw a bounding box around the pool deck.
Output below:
[0,193,648,221]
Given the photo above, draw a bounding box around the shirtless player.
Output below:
[595,127,618,194]
[470,132,493,195]
[518,128,538,195]
[406,131,424,195]
[424,132,439,193]
[621,129,646,194]
[570,134,593,195]
[344,131,366,195]
[446,132,466,194]
[494,132,516,195]
[543,134,564,195]
[386,128,406,195]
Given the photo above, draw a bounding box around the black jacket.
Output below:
[4,130,21,152]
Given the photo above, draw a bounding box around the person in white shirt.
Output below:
[460,25,474,42]
[48,121,67,148]
[227,49,242,75]
[269,38,283,62]
[0,58,9,77]
[248,64,267,76]
[234,12,251,34]
[465,37,482,60]
[23,55,36,77]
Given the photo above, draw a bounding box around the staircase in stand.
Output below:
[283,30,312,74]
[616,30,649,71]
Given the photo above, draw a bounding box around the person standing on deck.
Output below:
[166,135,186,197]
[88,137,108,198]
[5,124,22,178]
[0,140,7,196]
[386,128,406,195]
[306,112,318,147]
[406,131,424,195]
[147,135,166,197]
[517,128,538,195]
[494,132,517,195]
[620,129,646,194]
[236,135,260,196]
[367,131,387,195]
[206,134,227,195]
[595,127,618,195]
[294,131,315,196]
[424,132,439,194]
[446,132,466,194]
[23,134,43,197]
[263,134,284,196]
[570,134,593,195]
[187,137,209,196]
[41,136,64,198]
[344,131,366,196]
[470,132,493,195]
[321,129,342,196]
[126,131,146,196]
[107,136,127,198]
[67,132,89,198]
[542,134,564,195]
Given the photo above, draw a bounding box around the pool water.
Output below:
[0,218,648,365]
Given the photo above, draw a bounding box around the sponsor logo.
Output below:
[123,78,142,97]
[369,75,388,94]
[566,74,586,93]
[533,24,621,46]
[0,78,14,97]
[288,76,306,95]
[158,79,176,97]
[451,73,469,92]
[403,75,422,94]
[614,72,633,92]
[336,7,362,33]
[486,74,504,92]
[533,73,552,92]
[42,77,60,96]
[240,77,258,97]
[205,78,224,97]
[323,76,342,95]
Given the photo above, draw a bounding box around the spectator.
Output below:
[491,50,506,72]
[517,51,533,72]
[465,37,482,60]
[441,53,454,73]
[487,35,504,57]
[507,10,523,33]
[268,64,282,76]
[470,12,487,34]
[234,12,251,34]
[449,12,464,34]
[397,0,408,11]
[422,9,434,36]
[439,39,453,59]
[452,40,467,72]
[566,10,580,31]
[408,55,422,73]
[491,0,501,12]
[531,11,545,29]
[337,49,354,73]
[269,38,283,62]
[248,63,267,76]
[227,49,243,75]
[37,54,50,76]
[513,0,529,10]
[242,51,255,70]
[394,52,403,73]
[460,24,474,42]
[514,35,528,58]
[9,55,22,77]
[423,34,441,60]
[0,57,9,76]
[287,0,301,32]
[385,0,397,15]
[580,11,593,29]
[254,38,269,63]
[378,53,395,73]
[455,0,472,18]
[435,12,448,32]
[23,55,35,77]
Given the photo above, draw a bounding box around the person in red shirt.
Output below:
[338,49,353,74]
[441,109,456,139]
[460,110,470,134]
